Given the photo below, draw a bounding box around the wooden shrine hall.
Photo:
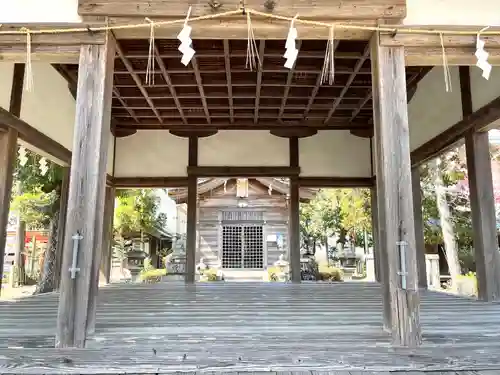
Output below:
[1,0,500,372]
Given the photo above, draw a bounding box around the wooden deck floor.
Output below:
[0,282,499,374]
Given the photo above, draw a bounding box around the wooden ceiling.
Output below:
[55,38,430,137]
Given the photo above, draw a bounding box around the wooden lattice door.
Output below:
[222,225,263,269]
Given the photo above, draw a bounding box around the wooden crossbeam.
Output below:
[191,57,211,124]
[187,166,301,178]
[411,94,500,166]
[113,177,189,188]
[0,107,71,164]
[115,40,163,123]
[78,0,406,19]
[254,41,266,124]
[113,87,140,123]
[299,176,374,188]
[279,40,302,120]
[325,44,370,123]
[153,44,186,124]
[223,40,234,123]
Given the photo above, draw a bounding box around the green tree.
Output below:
[12,148,63,293]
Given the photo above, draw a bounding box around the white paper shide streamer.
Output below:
[39,157,48,176]
[177,7,195,66]
[284,15,299,69]
[18,146,28,166]
[476,27,492,80]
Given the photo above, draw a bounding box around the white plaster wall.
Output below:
[0,63,14,110]
[0,0,81,23]
[20,63,75,154]
[198,131,289,167]
[405,0,500,26]
[299,131,371,177]
[114,131,189,177]
[408,66,463,150]
[470,67,500,111]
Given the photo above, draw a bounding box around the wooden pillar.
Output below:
[289,137,301,282]
[56,36,115,348]
[459,66,500,301]
[412,167,428,289]
[370,187,381,282]
[0,64,24,293]
[371,34,421,347]
[465,132,500,301]
[54,167,70,290]
[185,136,198,283]
[100,186,115,284]
[13,220,26,286]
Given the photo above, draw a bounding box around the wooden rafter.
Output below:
[303,40,340,119]
[153,44,186,124]
[115,40,163,124]
[324,44,370,124]
[223,40,234,123]
[254,40,266,124]
[279,40,302,120]
[113,87,140,124]
[191,57,211,124]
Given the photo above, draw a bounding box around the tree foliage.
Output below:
[299,188,371,252]
[114,189,167,236]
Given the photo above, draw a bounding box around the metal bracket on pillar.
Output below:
[69,232,83,279]
[396,240,408,290]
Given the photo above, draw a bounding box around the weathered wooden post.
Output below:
[100,186,116,284]
[185,136,198,283]
[370,187,381,282]
[459,67,500,301]
[371,33,421,347]
[0,64,24,293]
[411,167,428,289]
[289,137,301,283]
[54,167,70,290]
[56,33,115,348]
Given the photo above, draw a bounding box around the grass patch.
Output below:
[140,268,167,283]
[318,263,343,281]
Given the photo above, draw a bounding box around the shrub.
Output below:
[318,264,343,282]
[267,266,281,281]
[140,268,167,283]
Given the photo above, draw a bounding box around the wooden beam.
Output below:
[0,45,81,64]
[0,107,71,165]
[78,0,406,19]
[56,35,115,348]
[154,44,186,124]
[405,47,500,66]
[371,34,421,347]
[223,40,234,123]
[115,40,163,123]
[111,18,374,40]
[298,176,374,188]
[0,30,105,45]
[280,41,301,120]
[0,64,24,293]
[185,136,198,284]
[411,167,427,290]
[325,44,370,123]
[254,41,266,124]
[381,32,500,48]
[411,95,500,167]
[191,57,211,124]
[187,166,300,178]
[115,120,371,131]
[113,177,188,188]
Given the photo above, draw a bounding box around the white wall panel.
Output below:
[299,130,371,177]
[114,131,189,177]
[198,131,289,167]
[408,67,462,150]
[0,63,13,110]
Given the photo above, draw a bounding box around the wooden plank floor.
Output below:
[0,282,500,374]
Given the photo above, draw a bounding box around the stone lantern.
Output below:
[273,253,290,282]
[125,249,147,282]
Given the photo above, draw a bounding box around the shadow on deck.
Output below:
[0,282,499,374]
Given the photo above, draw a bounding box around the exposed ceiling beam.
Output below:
[223,39,234,123]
